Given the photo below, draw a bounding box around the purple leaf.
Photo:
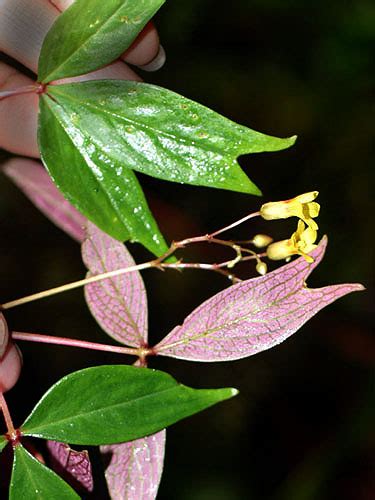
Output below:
[101,430,166,500]
[154,237,364,361]
[2,158,86,242]
[46,440,94,493]
[0,313,9,358]
[82,222,148,347]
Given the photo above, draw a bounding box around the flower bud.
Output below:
[256,261,268,275]
[252,234,273,248]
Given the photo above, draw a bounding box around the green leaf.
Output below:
[46,81,297,195]
[38,95,169,256]
[0,436,7,452]
[10,444,79,499]
[38,0,165,83]
[21,365,237,445]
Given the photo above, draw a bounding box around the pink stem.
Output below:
[176,211,261,247]
[0,391,16,439]
[1,211,262,311]
[12,332,143,357]
[0,84,42,101]
[211,211,261,237]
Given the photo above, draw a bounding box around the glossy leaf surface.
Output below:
[38,0,165,82]
[46,81,296,194]
[10,444,79,499]
[21,365,237,445]
[155,238,364,361]
[38,95,168,256]
[47,441,94,493]
[101,430,166,500]
[82,223,148,347]
[3,158,86,243]
[0,313,9,358]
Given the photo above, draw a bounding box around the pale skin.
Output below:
[0,0,164,157]
[0,0,164,393]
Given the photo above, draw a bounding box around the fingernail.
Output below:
[136,44,166,72]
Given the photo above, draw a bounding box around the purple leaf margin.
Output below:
[47,440,94,493]
[2,158,86,242]
[101,430,166,500]
[82,223,148,348]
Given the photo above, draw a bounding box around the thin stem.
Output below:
[174,211,261,247]
[1,261,153,310]
[164,261,242,283]
[0,391,16,439]
[241,252,266,262]
[1,254,263,310]
[211,211,261,237]
[11,332,146,357]
[1,210,263,310]
[0,84,41,101]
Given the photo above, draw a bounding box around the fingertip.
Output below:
[0,342,23,393]
[137,44,166,72]
[0,63,39,158]
[121,21,161,67]
[0,0,58,73]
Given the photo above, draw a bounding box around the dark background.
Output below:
[1,1,374,498]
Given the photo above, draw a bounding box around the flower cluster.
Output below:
[260,191,320,262]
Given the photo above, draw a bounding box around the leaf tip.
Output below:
[236,176,262,196]
[348,283,366,293]
[252,184,263,196]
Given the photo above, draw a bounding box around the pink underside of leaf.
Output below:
[47,440,94,493]
[0,313,9,359]
[101,430,166,500]
[154,237,364,361]
[2,158,86,242]
[82,222,148,347]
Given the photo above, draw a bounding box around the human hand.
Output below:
[0,0,165,157]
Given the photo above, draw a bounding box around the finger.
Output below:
[0,0,164,75]
[49,3,164,69]
[0,342,23,393]
[0,57,142,158]
[0,0,57,73]
[0,62,39,157]
[54,60,141,85]
[121,21,165,71]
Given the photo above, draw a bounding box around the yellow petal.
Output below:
[304,217,319,231]
[295,191,319,203]
[303,227,318,246]
[297,251,315,263]
[296,220,306,235]
[308,201,320,217]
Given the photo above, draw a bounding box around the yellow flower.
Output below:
[260,191,320,230]
[266,220,318,262]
